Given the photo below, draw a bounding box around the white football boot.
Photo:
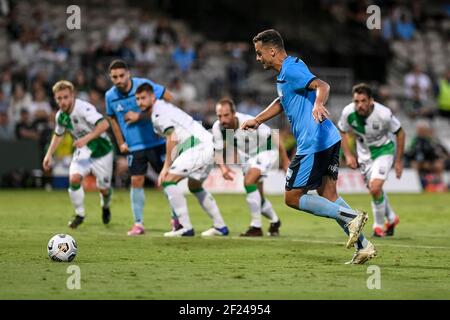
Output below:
[345,210,369,249]
[345,241,378,265]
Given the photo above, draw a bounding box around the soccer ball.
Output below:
[47,234,77,262]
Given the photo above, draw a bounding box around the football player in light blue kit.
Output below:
[106,59,175,235]
[241,29,377,264]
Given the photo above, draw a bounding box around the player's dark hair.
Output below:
[217,98,236,113]
[253,29,284,49]
[108,59,129,71]
[136,83,154,95]
[352,83,373,98]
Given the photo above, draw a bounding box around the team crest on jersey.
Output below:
[372,122,380,130]
[73,117,79,124]
[116,104,124,112]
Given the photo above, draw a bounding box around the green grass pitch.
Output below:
[0,190,449,299]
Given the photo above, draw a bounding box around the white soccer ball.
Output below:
[47,234,77,262]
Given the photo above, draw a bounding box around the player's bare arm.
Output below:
[108,115,128,153]
[340,130,358,169]
[125,90,174,124]
[158,128,177,186]
[42,134,64,171]
[241,98,283,130]
[394,128,405,178]
[73,119,110,148]
[308,78,331,122]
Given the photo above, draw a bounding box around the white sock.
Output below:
[163,184,192,230]
[384,192,397,223]
[261,198,279,223]
[100,188,112,209]
[192,189,226,229]
[246,187,262,228]
[68,186,85,217]
[371,193,386,228]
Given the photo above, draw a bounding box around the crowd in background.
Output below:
[0,0,449,190]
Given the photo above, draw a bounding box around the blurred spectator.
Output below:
[88,89,105,114]
[436,68,450,119]
[395,11,416,41]
[107,18,130,46]
[0,89,9,113]
[29,87,52,120]
[118,37,136,61]
[9,83,32,122]
[226,46,248,99]
[73,70,90,98]
[236,94,261,116]
[32,8,54,43]
[1,68,13,99]
[10,31,39,69]
[138,13,156,42]
[0,111,15,141]
[382,7,396,41]
[172,38,196,73]
[167,77,197,109]
[135,40,157,67]
[15,109,39,140]
[54,34,71,63]
[405,120,449,190]
[93,75,109,95]
[404,65,432,102]
[377,85,400,114]
[155,17,177,48]
[404,84,435,119]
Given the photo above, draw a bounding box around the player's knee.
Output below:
[69,175,82,186]
[131,176,145,188]
[369,184,382,197]
[187,180,202,193]
[284,192,299,209]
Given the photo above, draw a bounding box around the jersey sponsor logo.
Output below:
[116,104,124,112]
[379,166,386,175]
[372,122,380,130]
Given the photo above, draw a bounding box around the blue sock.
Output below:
[130,188,145,224]
[299,194,357,223]
[335,197,368,249]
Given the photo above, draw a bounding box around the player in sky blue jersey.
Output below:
[106,59,174,236]
[241,29,377,264]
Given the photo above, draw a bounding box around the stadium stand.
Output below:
[0,0,449,190]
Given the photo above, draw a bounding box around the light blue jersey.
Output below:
[276,56,341,155]
[105,77,165,152]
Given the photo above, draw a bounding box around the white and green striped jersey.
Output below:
[151,100,212,154]
[54,99,112,158]
[338,101,401,162]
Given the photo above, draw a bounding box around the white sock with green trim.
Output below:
[68,185,85,217]
[371,192,386,228]
[192,188,226,229]
[245,184,262,228]
[261,198,279,223]
[163,183,192,230]
[384,192,397,223]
